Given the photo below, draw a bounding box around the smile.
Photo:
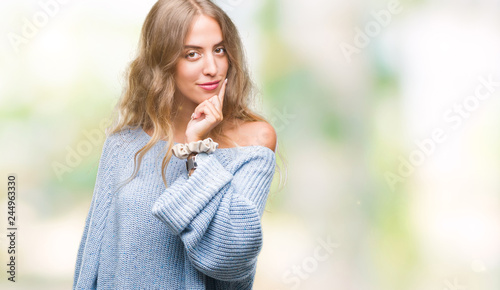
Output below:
[198,80,220,91]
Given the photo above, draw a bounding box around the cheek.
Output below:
[220,58,229,74]
[176,63,199,85]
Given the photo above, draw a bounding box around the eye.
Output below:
[185,51,201,60]
[215,47,226,55]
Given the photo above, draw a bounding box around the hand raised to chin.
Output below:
[185,79,227,143]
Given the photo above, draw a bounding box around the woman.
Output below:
[73,0,282,289]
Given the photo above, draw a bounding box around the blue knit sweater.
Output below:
[73,127,276,289]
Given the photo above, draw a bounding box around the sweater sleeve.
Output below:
[151,146,276,281]
[73,135,120,289]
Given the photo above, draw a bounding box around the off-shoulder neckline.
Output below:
[135,127,275,155]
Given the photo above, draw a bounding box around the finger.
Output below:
[192,102,207,119]
[217,78,227,108]
[210,95,220,110]
[192,100,219,120]
[193,82,225,119]
[203,100,222,120]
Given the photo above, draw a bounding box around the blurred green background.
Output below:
[1,0,500,289]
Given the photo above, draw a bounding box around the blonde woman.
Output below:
[73,0,282,289]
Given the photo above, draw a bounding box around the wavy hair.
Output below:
[107,0,287,191]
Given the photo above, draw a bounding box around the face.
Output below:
[174,14,229,106]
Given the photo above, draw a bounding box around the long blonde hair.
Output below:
[108,0,286,190]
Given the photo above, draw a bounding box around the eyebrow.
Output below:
[183,40,225,49]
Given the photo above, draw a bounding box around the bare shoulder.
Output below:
[239,121,277,152]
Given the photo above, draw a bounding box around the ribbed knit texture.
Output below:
[73,127,276,289]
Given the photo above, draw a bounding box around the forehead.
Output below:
[184,14,223,47]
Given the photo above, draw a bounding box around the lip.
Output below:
[198,80,220,91]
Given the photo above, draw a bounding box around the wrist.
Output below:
[186,152,208,177]
[185,136,203,143]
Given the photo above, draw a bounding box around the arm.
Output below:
[73,135,120,289]
[152,146,276,281]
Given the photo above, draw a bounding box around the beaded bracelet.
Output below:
[171,138,219,159]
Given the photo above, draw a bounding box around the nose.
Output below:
[202,53,217,76]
